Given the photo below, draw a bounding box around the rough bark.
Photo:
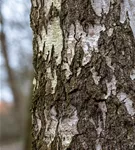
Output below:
[30,0,135,149]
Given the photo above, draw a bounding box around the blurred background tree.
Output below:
[0,0,33,149]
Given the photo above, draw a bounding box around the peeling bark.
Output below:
[30,0,135,149]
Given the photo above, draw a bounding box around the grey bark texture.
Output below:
[30,0,135,150]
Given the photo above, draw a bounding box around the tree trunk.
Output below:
[30,0,135,149]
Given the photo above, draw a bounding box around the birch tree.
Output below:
[30,0,135,149]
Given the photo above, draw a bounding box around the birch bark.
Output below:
[30,0,135,149]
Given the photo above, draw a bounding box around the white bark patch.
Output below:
[44,17,62,65]
[44,106,78,149]
[62,25,76,79]
[95,119,102,150]
[53,0,61,10]
[37,118,42,132]
[38,17,62,65]
[75,21,105,65]
[130,69,135,80]
[98,102,107,129]
[96,139,102,150]
[33,77,39,91]
[91,67,101,85]
[90,117,103,150]
[44,0,52,16]
[105,75,117,99]
[120,0,127,23]
[33,78,36,85]
[106,56,115,71]
[120,0,135,37]
[117,92,135,117]
[44,0,61,16]
[46,67,57,94]
[95,102,107,150]
[38,18,60,94]
[62,62,72,79]
[44,107,58,146]
[107,28,114,36]
[90,119,103,150]
[105,56,117,98]
[32,0,37,7]
[67,24,76,65]
[96,118,102,136]
[37,35,44,52]
[77,68,82,76]
[58,110,79,149]
[91,0,110,16]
